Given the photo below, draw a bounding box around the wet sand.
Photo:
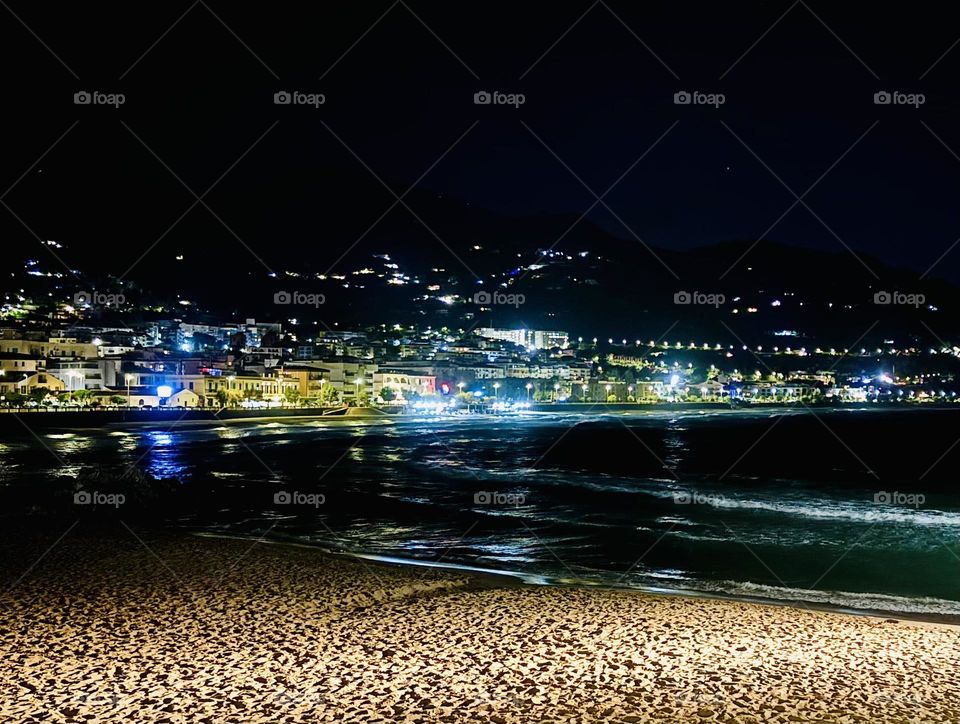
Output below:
[2,526,959,723]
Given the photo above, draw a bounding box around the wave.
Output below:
[413,458,960,528]
[409,458,960,528]
[696,579,960,617]
[312,539,960,617]
[690,495,960,527]
[195,530,960,618]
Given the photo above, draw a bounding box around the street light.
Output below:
[582,383,589,402]
[493,382,500,399]
[553,383,560,402]
[525,382,532,401]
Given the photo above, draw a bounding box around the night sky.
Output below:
[2,1,960,283]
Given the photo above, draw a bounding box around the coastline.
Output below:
[1,402,958,433]
[197,531,960,628]
[3,524,959,722]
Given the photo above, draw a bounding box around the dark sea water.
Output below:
[3,407,960,616]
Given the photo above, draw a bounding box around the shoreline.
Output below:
[3,524,959,722]
[1,402,958,432]
[193,531,960,629]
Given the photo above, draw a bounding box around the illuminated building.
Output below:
[475,328,569,350]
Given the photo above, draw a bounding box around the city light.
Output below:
[4,15,958,723]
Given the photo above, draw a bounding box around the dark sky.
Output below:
[2,1,960,283]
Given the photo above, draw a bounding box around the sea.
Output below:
[2,406,959,617]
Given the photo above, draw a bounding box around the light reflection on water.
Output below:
[146,432,174,447]
[3,412,960,615]
[52,465,84,478]
[54,437,95,456]
[215,427,251,440]
[116,436,139,453]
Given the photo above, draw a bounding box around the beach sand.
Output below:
[2,525,959,723]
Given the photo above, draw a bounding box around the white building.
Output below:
[46,359,121,390]
[294,359,378,402]
[0,337,98,359]
[373,371,437,401]
[475,328,568,350]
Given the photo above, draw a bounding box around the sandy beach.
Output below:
[2,524,959,723]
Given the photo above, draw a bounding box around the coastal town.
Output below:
[1,301,958,411]
[6,4,960,723]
